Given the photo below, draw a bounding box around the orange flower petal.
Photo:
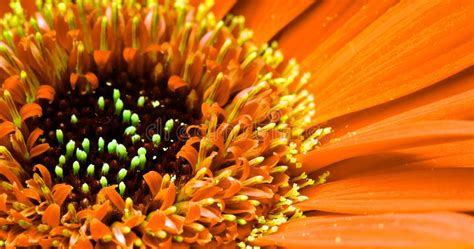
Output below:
[211,0,237,20]
[278,1,397,62]
[148,211,165,231]
[143,171,162,197]
[123,47,138,64]
[299,1,473,123]
[42,203,60,227]
[29,144,50,158]
[326,67,474,139]
[23,188,41,202]
[102,186,125,212]
[10,209,32,224]
[185,203,201,223]
[26,128,43,150]
[124,214,145,228]
[52,184,73,206]
[0,193,7,212]
[392,139,474,168]
[231,0,315,44]
[164,215,181,234]
[72,237,94,249]
[142,233,161,248]
[310,139,474,183]
[33,164,52,188]
[177,143,198,170]
[219,177,241,199]
[354,88,474,134]
[300,120,474,172]
[70,73,79,90]
[3,75,26,104]
[94,202,111,220]
[93,50,112,69]
[14,234,34,247]
[160,184,176,210]
[0,121,16,139]
[299,168,474,214]
[0,2,10,17]
[77,202,111,220]
[35,85,56,103]
[38,238,55,248]
[255,212,474,248]
[19,0,36,16]
[238,186,273,198]
[192,185,221,201]
[20,103,43,120]
[84,72,99,90]
[190,0,237,21]
[111,225,127,246]
[0,166,22,187]
[90,218,112,241]
[168,75,189,92]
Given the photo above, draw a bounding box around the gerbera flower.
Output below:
[0,0,473,248]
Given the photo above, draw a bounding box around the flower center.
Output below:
[0,1,332,247]
[31,71,198,208]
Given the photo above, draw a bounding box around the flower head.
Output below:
[1,0,474,248]
[0,0,327,247]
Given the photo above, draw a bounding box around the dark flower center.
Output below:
[30,72,199,208]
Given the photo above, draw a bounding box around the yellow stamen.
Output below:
[100,16,108,51]
[3,90,22,128]
[131,16,140,49]
[179,22,193,55]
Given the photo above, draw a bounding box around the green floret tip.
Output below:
[107,139,118,154]
[58,155,66,166]
[164,119,174,132]
[76,148,87,163]
[97,96,105,110]
[114,98,124,115]
[87,164,95,177]
[139,154,146,169]
[56,129,64,145]
[117,168,127,182]
[98,137,105,152]
[124,126,136,136]
[137,147,147,155]
[55,165,63,179]
[117,144,128,160]
[101,163,110,175]
[100,176,108,187]
[82,138,90,153]
[73,161,80,175]
[70,114,78,124]
[152,134,161,146]
[118,181,126,196]
[151,100,160,108]
[122,109,131,124]
[137,96,145,107]
[113,88,120,103]
[131,134,141,144]
[66,140,75,158]
[81,183,89,193]
[131,113,140,126]
[130,156,140,170]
